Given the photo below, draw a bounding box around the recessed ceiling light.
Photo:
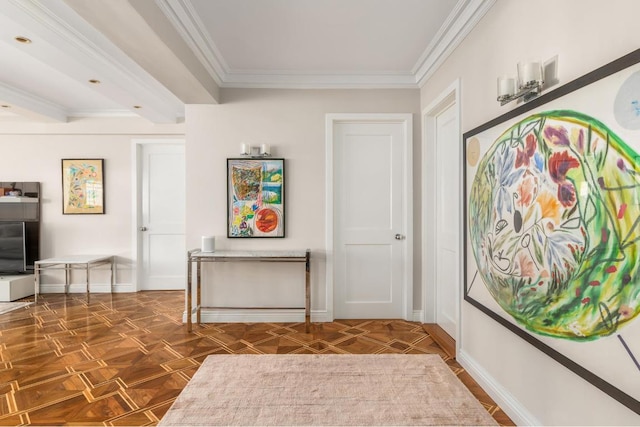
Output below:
[88,79,101,84]
[14,36,32,44]
[1,105,10,108]
[133,105,142,109]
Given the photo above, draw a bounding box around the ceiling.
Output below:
[0,0,494,124]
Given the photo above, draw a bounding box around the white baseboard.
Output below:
[181,309,424,325]
[182,308,332,324]
[38,283,135,293]
[113,283,136,293]
[310,310,332,323]
[457,349,540,426]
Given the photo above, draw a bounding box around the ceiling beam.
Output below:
[0,0,186,123]
[0,82,67,122]
[65,0,220,104]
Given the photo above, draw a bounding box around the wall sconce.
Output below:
[497,61,544,106]
[240,143,271,158]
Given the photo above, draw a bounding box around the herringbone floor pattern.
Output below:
[0,291,514,426]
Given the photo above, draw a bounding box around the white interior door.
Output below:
[333,117,411,319]
[435,104,459,338]
[139,142,185,290]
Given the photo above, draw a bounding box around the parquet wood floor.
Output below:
[0,291,514,426]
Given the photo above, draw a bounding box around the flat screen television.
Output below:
[0,221,27,274]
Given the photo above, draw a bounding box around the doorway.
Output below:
[422,80,461,355]
[133,139,186,290]
[326,114,413,320]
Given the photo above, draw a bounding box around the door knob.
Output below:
[139,226,148,231]
[395,234,405,240]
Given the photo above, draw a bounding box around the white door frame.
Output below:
[131,138,185,291]
[422,79,462,343]
[325,113,413,321]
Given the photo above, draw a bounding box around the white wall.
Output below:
[420,0,640,424]
[185,89,420,321]
[0,117,183,291]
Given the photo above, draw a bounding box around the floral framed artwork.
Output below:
[464,49,640,415]
[227,158,285,238]
[61,158,105,214]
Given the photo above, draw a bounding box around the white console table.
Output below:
[186,249,311,333]
[34,255,116,302]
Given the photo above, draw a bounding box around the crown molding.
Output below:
[221,72,419,89]
[414,0,496,87]
[159,0,495,89]
[156,0,228,86]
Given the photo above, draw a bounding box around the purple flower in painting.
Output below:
[617,158,627,171]
[548,151,580,208]
[575,128,585,153]
[544,125,570,146]
[515,134,537,168]
[557,183,576,207]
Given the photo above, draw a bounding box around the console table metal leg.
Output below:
[86,264,91,302]
[34,268,40,303]
[187,256,192,332]
[305,250,311,333]
[64,264,70,295]
[111,257,116,293]
[196,259,202,326]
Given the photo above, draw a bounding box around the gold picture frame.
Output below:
[61,158,105,214]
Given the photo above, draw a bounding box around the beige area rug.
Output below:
[0,301,32,315]
[159,354,498,426]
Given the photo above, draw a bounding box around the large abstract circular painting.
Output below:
[469,110,640,341]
